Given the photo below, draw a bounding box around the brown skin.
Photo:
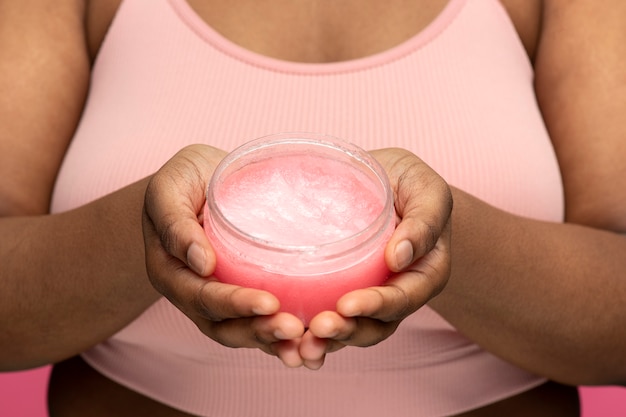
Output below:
[429,0,626,385]
[0,0,88,215]
[1,0,625,415]
[0,0,159,370]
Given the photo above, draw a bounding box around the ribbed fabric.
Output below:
[51,0,563,415]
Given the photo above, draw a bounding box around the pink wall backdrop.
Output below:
[1,367,625,416]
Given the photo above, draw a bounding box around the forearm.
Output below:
[429,188,626,386]
[0,178,160,370]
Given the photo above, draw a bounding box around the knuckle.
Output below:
[422,221,440,252]
[145,254,187,300]
[385,283,414,321]
[144,172,169,211]
[350,318,399,348]
[366,285,412,323]
[158,214,186,256]
[204,324,235,348]
[253,330,273,347]
[194,281,224,322]
[408,220,440,257]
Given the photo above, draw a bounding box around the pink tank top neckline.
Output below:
[51,0,563,415]
[169,0,467,75]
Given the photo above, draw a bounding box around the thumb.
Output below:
[143,145,226,276]
[370,148,452,272]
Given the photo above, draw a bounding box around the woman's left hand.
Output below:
[301,148,453,369]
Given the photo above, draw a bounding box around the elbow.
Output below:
[564,202,626,234]
[0,188,51,217]
[549,361,626,387]
[0,343,49,372]
[0,336,75,372]
[581,370,626,388]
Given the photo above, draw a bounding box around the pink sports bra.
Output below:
[51,0,564,415]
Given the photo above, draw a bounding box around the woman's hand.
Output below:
[143,145,451,370]
[142,145,306,367]
[301,148,453,369]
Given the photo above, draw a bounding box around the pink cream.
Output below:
[204,134,395,325]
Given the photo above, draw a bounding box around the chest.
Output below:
[86,0,543,62]
[59,0,562,225]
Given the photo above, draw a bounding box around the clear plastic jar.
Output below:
[204,133,395,325]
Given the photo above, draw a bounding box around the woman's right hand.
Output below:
[301,147,453,368]
[142,145,307,367]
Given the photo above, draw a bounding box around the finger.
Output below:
[299,330,329,370]
[309,221,450,348]
[271,339,304,368]
[335,217,450,320]
[337,232,451,322]
[145,220,281,321]
[142,211,202,303]
[370,148,453,272]
[143,210,220,314]
[306,312,353,350]
[387,170,451,271]
[143,145,226,276]
[308,311,399,348]
[196,279,283,320]
[201,312,305,352]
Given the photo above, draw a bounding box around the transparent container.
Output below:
[203,132,395,325]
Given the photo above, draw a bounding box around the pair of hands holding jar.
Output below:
[143,144,452,370]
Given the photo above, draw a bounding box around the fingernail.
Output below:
[304,358,325,371]
[187,242,207,276]
[273,329,288,340]
[252,303,274,316]
[395,240,414,271]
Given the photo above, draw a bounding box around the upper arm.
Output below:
[0,0,90,215]
[534,0,626,231]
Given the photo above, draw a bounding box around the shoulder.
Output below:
[534,0,626,229]
[540,0,626,40]
[535,0,626,105]
[534,0,626,57]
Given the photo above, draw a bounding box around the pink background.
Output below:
[1,366,625,416]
